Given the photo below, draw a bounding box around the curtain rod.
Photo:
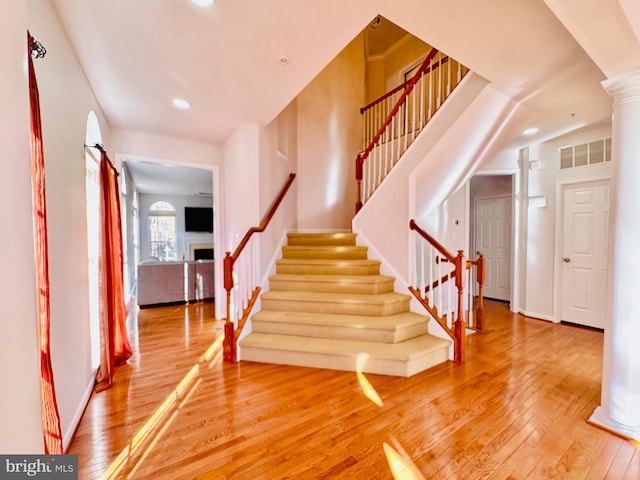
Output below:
[84,143,120,176]
[84,143,105,153]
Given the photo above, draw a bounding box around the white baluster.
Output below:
[437,54,443,109]
[420,72,425,129]
[414,233,425,297]
[425,242,435,306]
[448,263,453,328]
[396,98,401,163]
[468,265,473,329]
[447,56,452,96]
[388,118,393,168]
[437,253,442,316]
[428,67,434,121]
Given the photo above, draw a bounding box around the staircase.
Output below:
[239,233,450,377]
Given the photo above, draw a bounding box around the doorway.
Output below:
[558,180,610,329]
[470,174,514,304]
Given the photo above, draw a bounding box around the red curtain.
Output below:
[27,32,64,455]
[95,149,132,392]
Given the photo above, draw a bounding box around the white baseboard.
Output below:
[63,370,96,452]
[519,309,553,322]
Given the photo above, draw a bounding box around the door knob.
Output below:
[563,257,571,263]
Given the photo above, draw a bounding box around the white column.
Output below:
[589,69,640,441]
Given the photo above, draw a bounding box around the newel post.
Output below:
[454,250,467,362]
[223,251,237,363]
[355,154,363,213]
[475,253,486,332]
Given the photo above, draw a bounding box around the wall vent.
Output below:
[560,138,611,170]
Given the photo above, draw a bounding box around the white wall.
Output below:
[258,101,298,285]
[26,0,113,450]
[221,125,261,319]
[121,163,137,298]
[523,124,612,320]
[0,0,45,454]
[138,193,214,261]
[296,35,364,230]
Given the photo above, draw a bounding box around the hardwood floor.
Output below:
[68,300,639,479]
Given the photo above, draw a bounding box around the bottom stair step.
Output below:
[239,333,451,377]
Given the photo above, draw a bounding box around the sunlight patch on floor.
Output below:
[101,335,224,479]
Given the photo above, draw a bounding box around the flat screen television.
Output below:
[185,207,213,233]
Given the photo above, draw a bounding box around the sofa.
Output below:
[137,259,214,307]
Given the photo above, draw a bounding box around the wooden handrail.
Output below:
[228,173,296,263]
[360,79,410,114]
[360,56,451,114]
[223,173,296,363]
[423,271,455,295]
[409,219,455,263]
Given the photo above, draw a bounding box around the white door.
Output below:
[475,196,512,301]
[560,181,610,329]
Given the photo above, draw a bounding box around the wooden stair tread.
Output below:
[240,332,451,362]
[282,245,368,259]
[268,273,395,285]
[261,290,411,305]
[251,310,428,330]
[287,233,357,246]
[276,258,380,266]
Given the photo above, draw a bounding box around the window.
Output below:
[148,201,177,261]
[85,111,102,369]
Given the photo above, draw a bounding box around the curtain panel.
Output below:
[95,150,132,392]
[27,32,64,455]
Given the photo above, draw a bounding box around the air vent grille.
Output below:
[560,138,611,170]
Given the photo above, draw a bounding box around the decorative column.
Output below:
[588,69,640,441]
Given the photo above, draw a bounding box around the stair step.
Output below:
[282,245,368,260]
[251,311,429,343]
[287,233,357,246]
[260,291,410,316]
[239,333,451,377]
[268,274,395,295]
[276,258,380,276]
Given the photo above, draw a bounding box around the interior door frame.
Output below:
[552,175,611,324]
[467,168,520,313]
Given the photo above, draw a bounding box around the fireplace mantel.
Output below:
[189,243,214,261]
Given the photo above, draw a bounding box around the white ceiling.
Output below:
[123,159,213,196]
[51,0,640,184]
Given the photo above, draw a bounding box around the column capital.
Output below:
[602,68,640,104]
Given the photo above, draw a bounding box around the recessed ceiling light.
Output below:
[191,0,214,6]
[172,98,191,109]
[523,127,539,136]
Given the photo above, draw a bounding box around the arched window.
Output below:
[85,111,102,369]
[148,201,177,260]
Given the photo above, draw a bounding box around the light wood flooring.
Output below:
[68,300,640,479]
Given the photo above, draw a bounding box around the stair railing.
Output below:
[408,219,486,362]
[223,173,296,363]
[356,49,469,212]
